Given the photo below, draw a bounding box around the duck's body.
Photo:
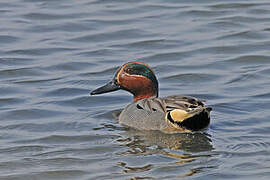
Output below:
[91,61,211,133]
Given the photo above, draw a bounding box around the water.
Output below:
[1,0,270,179]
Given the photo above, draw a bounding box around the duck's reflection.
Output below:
[116,129,215,178]
[117,129,213,152]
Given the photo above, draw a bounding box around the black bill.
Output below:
[90,80,121,95]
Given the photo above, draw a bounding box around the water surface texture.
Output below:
[1,0,270,179]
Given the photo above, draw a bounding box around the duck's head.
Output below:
[91,61,159,102]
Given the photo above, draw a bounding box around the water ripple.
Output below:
[0,35,20,44]
[6,47,78,56]
[23,12,85,21]
[69,29,153,43]
[0,108,66,120]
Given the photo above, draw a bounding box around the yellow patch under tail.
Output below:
[166,109,193,123]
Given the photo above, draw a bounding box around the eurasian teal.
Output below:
[91,61,212,133]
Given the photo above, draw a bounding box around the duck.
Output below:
[90,61,212,133]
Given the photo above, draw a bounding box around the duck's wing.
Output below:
[136,96,211,131]
[136,96,209,113]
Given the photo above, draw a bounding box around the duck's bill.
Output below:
[90,80,121,95]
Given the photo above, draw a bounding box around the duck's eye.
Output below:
[125,68,131,74]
